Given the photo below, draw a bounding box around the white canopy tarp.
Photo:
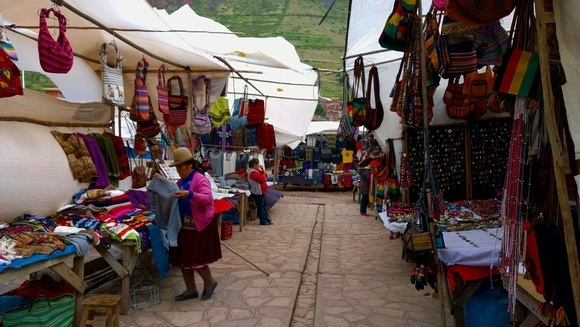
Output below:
[0,1,318,220]
[157,5,320,147]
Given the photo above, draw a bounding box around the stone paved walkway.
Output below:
[91,188,454,326]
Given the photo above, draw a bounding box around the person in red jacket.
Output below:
[247,158,272,225]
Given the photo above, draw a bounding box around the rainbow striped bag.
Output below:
[495,49,540,97]
[3,295,74,327]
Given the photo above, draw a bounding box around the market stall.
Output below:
[345,0,580,325]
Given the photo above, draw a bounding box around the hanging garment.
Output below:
[147,175,181,247]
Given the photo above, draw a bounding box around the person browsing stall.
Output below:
[247,158,272,225]
[169,147,220,301]
[358,160,381,216]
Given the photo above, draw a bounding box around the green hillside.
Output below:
[147,0,348,98]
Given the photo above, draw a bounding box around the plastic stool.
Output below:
[79,294,121,327]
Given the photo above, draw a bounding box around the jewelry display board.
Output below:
[406,119,512,202]
[406,124,467,202]
[469,119,511,199]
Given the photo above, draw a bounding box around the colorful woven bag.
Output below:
[190,75,212,135]
[130,58,150,122]
[157,64,169,113]
[164,75,188,127]
[38,8,73,74]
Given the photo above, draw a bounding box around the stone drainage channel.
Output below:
[291,204,324,327]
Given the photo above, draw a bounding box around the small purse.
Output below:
[444,76,474,119]
[131,156,147,189]
[100,41,125,106]
[130,58,150,122]
[0,13,17,61]
[164,75,188,127]
[190,75,213,134]
[378,0,416,52]
[157,64,170,113]
[38,8,73,74]
[463,66,493,101]
[349,56,367,126]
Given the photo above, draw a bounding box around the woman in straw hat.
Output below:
[169,147,220,301]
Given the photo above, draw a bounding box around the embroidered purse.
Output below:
[100,41,125,106]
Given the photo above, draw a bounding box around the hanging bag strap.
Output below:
[366,65,382,109]
[168,75,185,98]
[158,64,166,87]
[352,56,366,99]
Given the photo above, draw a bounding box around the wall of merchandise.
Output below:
[406,119,512,202]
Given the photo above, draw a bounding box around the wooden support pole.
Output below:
[534,0,580,324]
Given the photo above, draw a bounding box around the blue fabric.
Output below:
[147,175,181,247]
[464,282,510,327]
[0,245,76,273]
[147,224,169,278]
[221,211,240,224]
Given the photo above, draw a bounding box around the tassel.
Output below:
[555,306,569,326]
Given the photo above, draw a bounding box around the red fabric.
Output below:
[446,264,500,291]
[257,123,276,149]
[247,99,265,127]
[214,198,233,214]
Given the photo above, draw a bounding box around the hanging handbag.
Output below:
[0,48,23,98]
[157,64,169,113]
[441,35,477,78]
[350,56,367,126]
[190,75,212,135]
[37,8,73,74]
[463,66,493,101]
[425,10,448,73]
[3,295,74,327]
[130,155,147,189]
[441,14,480,37]
[0,13,17,61]
[474,21,508,67]
[164,75,188,127]
[135,100,161,138]
[364,65,384,131]
[100,41,125,106]
[492,1,540,98]
[444,76,474,119]
[378,0,416,52]
[130,58,150,122]
[495,49,540,97]
[446,0,516,27]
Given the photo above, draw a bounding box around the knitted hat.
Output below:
[169,147,195,167]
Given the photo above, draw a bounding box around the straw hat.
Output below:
[369,148,383,159]
[169,147,196,167]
